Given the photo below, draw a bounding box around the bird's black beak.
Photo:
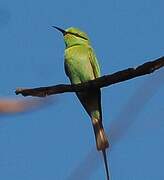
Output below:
[52,26,66,35]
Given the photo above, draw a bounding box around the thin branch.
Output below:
[15,56,164,97]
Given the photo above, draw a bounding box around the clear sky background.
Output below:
[0,0,163,180]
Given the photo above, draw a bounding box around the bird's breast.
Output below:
[64,46,95,82]
[64,45,88,62]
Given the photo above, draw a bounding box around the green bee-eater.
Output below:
[53,26,110,180]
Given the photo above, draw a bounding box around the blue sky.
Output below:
[0,0,163,179]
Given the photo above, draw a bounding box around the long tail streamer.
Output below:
[102,150,110,180]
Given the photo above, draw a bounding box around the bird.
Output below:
[53,26,110,180]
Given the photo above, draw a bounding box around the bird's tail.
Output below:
[92,117,109,151]
[102,149,110,180]
[92,118,110,179]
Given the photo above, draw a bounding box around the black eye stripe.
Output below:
[66,32,88,40]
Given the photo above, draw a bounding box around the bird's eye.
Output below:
[67,32,88,40]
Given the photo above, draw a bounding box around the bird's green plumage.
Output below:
[64,27,100,79]
[64,27,102,120]
[55,26,110,179]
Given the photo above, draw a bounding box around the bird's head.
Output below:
[52,26,90,48]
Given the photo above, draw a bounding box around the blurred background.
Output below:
[0,0,163,179]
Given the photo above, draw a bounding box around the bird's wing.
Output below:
[89,48,101,78]
[87,47,102,120]
[64,60,69,77]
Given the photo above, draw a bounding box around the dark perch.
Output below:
[15,56,164,97]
